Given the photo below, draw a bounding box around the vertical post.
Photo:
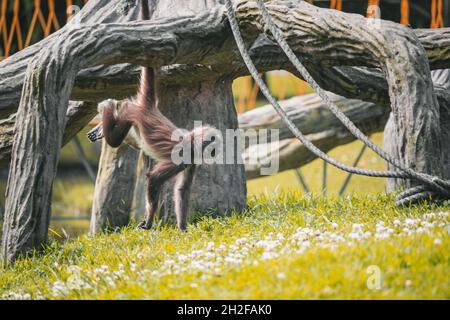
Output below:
[322,161,327,196]
[1,53,73,265]
[90,141,139,234]
[132,151,151,221]
[294,168,310,195]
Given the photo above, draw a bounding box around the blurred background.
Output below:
[0,0,448,237]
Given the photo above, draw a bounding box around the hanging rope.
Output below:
[254,0,450,200]
[224,0,450,205]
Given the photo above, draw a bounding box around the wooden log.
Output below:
[131,152,152,221]
[90,141,139,234]
[0,101,97,166]
[241,93,387,179]
[1,2,450,115]
[385,69,450,191]
[239,92,387,142]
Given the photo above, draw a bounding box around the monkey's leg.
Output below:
[101,99,133,148]
[174,165,197,231]
[139,161,187,230]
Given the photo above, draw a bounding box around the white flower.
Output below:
[352,223,363,233]
[51,281,69,296]
[434,239,442,245]
[1,292,32,300]
[261,251,278,260]
[375,232,390,240]
[348,232,361,240]
[94,265,109,274]
[437,211,449,218]
[165,259,175,266]
[404,218,417,227]
[363,231,372,238]
[235,237,248,245]
[301,240,311,248]
[277,272,287,280]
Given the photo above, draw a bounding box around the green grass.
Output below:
[1,192,449,300]
[0,96,447,300]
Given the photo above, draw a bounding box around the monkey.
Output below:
[87,0,221,231]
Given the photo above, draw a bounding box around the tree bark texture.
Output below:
[89,141,139,235]
[385,69,450,191]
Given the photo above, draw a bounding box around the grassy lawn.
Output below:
[0,94,448,300]
[1,192,449,300]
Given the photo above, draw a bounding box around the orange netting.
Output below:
[330,0,342,11]
[400,0,409,25]
[0,0,88,60]
[431,0,444,28]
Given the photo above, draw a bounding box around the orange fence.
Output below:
[431,0,444,28]
[234,0,444,112]
[0,0,445,113]
[0,0,88,60]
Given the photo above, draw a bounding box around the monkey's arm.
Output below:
[100,100,132,148]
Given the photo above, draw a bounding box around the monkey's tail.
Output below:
[138,67,156,109]
[138,0,157,110]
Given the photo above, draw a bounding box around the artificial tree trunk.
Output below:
[1,0,449,264]
[132,152,152,221]
[385,69,450,191]
[90,141,139,234]
[91,74,248,232]
[155,76,247,222]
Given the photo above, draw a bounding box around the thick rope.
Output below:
[255,0,450,193]
[224,0,450,205]
[255,0,450,201]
